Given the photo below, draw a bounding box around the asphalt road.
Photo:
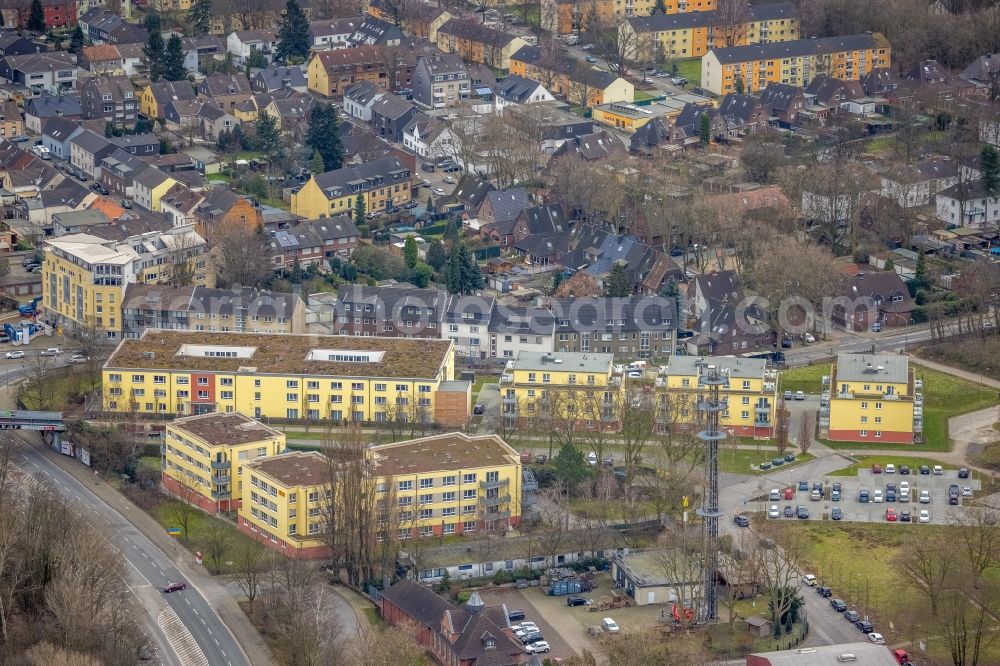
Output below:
[13,434,249,666]
[783,323,935,367]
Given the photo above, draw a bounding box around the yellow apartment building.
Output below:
[162,411,286,512]
[101,330,470,426]
[237,433,523,558]
[701,32,891,95]
[542,0,718,34]
[290,156,412,220]
[826,354,915,444]
[658,356,779,438]
[620,3,799,62]
[240,451,332,558]
[43,226,211,340]
[500,351,622,429]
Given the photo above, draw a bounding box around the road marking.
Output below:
[214,639,220,646]
[157,606,209,666]
[200,617,206,625]
[193,608,199,615]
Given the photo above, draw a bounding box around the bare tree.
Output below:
[66,317,111,392]
[536,484,572,567]
[797,412,813,455]
[202,516,232,574]
[757,525,806,629]
[714,0,752,48]
[718,530,763,632]
[775,407,790,455]
[206,217,273,288]
[231,538,268,612]
[168,471,203,544]
[345,622,427,665]
[17,354,57,410]
[655,525,705,621]
[261,557,341,666]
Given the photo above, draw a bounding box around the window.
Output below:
[860,429,868,437]
[419,493,433,504]
[419,508,433,519]
[153,375,166,384]
[875,402,882,410]
[420,478,433,489]
[442,507,456,517]
[287,393,298,402]
[463,473,476,484]
[398,496,413,506]
[399,480,413,491]
[443,475,456,486]
[463,489,477,499]
[442,491,456,502]
[486,471,499,483]
[375,383,386,391]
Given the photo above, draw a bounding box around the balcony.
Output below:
[480,479,509,492]
[480,494,511,506]
[212,473,231,485]
[754,420,771,428]
[210,459,230,470]
[484,510,511,521]
[211,489,231,500]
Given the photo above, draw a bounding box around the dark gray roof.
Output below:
[149,80,197,104]
[450,175,495,208]
[627,3,795,33]
[42,116,83,141]
[709,33,882,65]
[758,83,803,112]
[37,180,90,208]
[197,186,244,220]
[69,128,114,156]
[110,133,158,150]
[370,92,416,121]
[495,74,545,103]
[444,294,495,324]
[309,16,363,39]
[551,296,678,332]
[417,53,469,78]
[520,204,567,235]
[336,285,445,323]
[24,94,81,119]
[438,18,518,46]
[483,188,529,231]
[2,51,75,73]
[512,45,618,89]
[253,66,306,92]
[123,283,300,319]
[344,80,382,104]
[514,231,569,258]
[313,156,409,199]
[805,75,864,104]
[629,117,670,153]
[718,93,762,124]
[488,305,555,334]
[960,54,1000,84]
[349,16,404,45]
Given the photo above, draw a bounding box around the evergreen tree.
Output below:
[309,151,325,175]
[275,0,310,63]
[354,193,366,222]
[445,241,483,294]
[188,0,212,36]
[651,0,667,14]
[231,124,246,150]
[27,0,45,32]
[698,112,711,145]
[551,270,565,294]
[254,112,282,160]
[426,239,446,272]
[403,236,418,269]
[144,13,162,33]
[445,242,462,293]
[144,31,165,82]
[305,103,343,172]
[735,76,744,94]
[245,48,268,73]
[68,25,84,54]
[162,34,188,82]
[981,144,1000,195]
[604,262,631,297]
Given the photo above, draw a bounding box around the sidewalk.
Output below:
[911,357,1000,389]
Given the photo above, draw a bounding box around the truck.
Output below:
[18,297,42,317]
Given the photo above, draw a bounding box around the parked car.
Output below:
[734,514,750,527]
[442,176,456,184]
[868,632,885,645]
[120,199,133,209]
[69,354,87,364]
[784,487,794,500]
[162,581,186,593]
[798,480,809,491]
[959,467,970,478]
[919,490,930,504]
[4,351,24,359]
[831,490,841,502]
[885,508,897,522]
[899,465,911,475]
[508,609,526,622]
[472,403,484,415]
[830,598,848,612]
[524,641,551,654]
[602,618,620,633]
[796,505,810,519]
[794,391,806,400]
[520,632,544,645]
[585,55,598,63]
[567,596,588,606]
[900,510,912,522]
[885,464,896,473]
[817,586,832,597]
[768,505,780,519]
[919,465,930,475]
[831,507,842,520]
[855,620,874,633]
[783,390,793,400]
[511,622,538,632]
[859,489,870,503]
[421,162,435,172]
[769,489,781,501]
[933,465,944,475]
[873,489,883,503]
[784,506,794,518]
[963,486,973,497]
[586,451,598,465]
[918,509,931,523]
[872,463,882,474]
[949,484,960,505]
[832,482,842,492]
[843,610,860,623]
[41,347,61,356]
[433,187,446,196]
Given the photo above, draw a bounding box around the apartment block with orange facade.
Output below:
[510,45,634,108]
[621,2,799,62]
[543,0,717,34]
[701,32,891,95]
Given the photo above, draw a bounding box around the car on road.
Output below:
[768,505,780,519]
[803,332,816,343]
[443,176,456,184]
[90,182,109,195]
[796,505,809,519]
[602,618,620,633]
[4,350,24,359]
[868,632,885,645]
[816,586,832,597]
[959,467,970,478]
[120,199,133,209]
[508,609,525,622]
[567,596,588,606]
[919,509,931,523]
[473,403,484,415]
[899,465,911,475]
[919,465,930,475]
[794,391,806,400]
[41,347,61,356]
[855,620,874,633]
[802,574,817,586]
[783,390,793,400]
[830,598,847,612]
[900,510,912,522]
[831,507,842,520]
[784,487,794,500]
[524,641,551,654]
[433,188,445,196]
[885,508,897,521]
[670,76,688,85]
[734,514,750,527]
[885,464,896,473]
[162,581,186,593]
[798,480,809,491]
[784,506,794,518]
[441,163,462,172]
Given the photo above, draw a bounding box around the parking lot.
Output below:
[759,467,981,525]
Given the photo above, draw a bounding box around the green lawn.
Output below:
[865,136,896,154]
[207,173,229,182]
[717,449,815,475]
[633,90,658,103]
[671,58,701,86]
[139,456,162,472]
[471,376,496,403]
[826,455,956,477]
[778,363,829,394]
[823,365,997,452]
[735,436,778,449]
[150,501,260,575]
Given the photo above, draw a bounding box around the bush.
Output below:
[456,590,472,603]
[492,570,510,585]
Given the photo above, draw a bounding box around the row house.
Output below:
[333,285,446,338]
[0,51,77,95]
[197,73,253,112]
[308,16,363,50]
[0,0,76,29]
[81,75,137,126]
[510,46,633,108]
[370,92,421,142]
[100,148,150,198]
[24,93,82,133]
[268,215,361,271]
[227,30,277,65]
[41,116,83,159]
[435,19,528,71]
[78,43,144,77]
[140,80,198,119]
[291,155,412,219]
[250,66,308,94]
[181,35,226,72]
[551,296,679,361]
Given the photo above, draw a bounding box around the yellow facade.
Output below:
[290,169,412,220]
[500,351,621,427]
[826,354,915,444]
[162,411,286,512]
[145,176,179,213]
[101,330,457,422]
[623,12,800,62]
[658,356,779,437]
[138,85,159,119]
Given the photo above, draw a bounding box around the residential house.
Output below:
[262,97,314,136]
[380,582,524,666]
[401,116,455,160]
[197,73,253,112]
[564,223,678,294]
[0,0,76,29]
[494,74,555,115]
[552,128,626,162]
[24,94,81,133]
[22,178,90,225]
[268,216,360,270]
[227,30,277,65]
[488,305,556,360]
[198,103,239,141]
[510,205,571,265]
[181,35,226,73]
[0,52,77,95]
[860,67,899,96]
[879,158,961,208]
[672,102,727,146]
[194,186,262,236]
[164,98,207,133]
[41,116,83,159]
[307,46,388,98]
[412,54,470,109]
[510,45,633,107]
[960,53,1000,92]
[370,93,421,142]
[250,66,308,94]
[0,32,46,57]
[717,93,769,137]
[686,270,774,355]
[81,9,148,45]
[78,44,128,76]
[628,117,672,156]
[832,270,915,332]
[398,4,452,42]
[69,129,115,178]
[477,188,530,246]
[183,146,224,175]
[291,156,412,219]
[757,82,806,126]
[349,16,404,47]
[110,133,159,157]
[160,183,205,228]
[332,285,445,337]
[442,294,495,359]
[905,59,947,84]
[81,75,137,126]
[551,296,678,361]
[51,208,113,236]
[0,100,22,140]
[935,180,1000,228]
[700,33,892,95]
[342,80,385,121]
[435,19,528,71]
[132,167,178,212]
[308,16,362,50]
[827,353,916,444]
[99,148,149,197]
[449,175,496,211]
[804,75,865,110]
[140,80,197,119]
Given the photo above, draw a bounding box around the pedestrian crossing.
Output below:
[158,606,209,666]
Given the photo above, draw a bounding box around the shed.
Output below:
[745,615,772,638]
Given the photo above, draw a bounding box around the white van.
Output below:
[31,145,51,160]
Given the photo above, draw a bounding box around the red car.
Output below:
[784,487,794,500]
[885,508,897,522]
[872,464,883,474]
[163,581,187,593]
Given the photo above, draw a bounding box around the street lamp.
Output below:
[983,368,991,386]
